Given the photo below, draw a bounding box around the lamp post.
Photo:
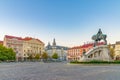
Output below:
[61,48,64,61]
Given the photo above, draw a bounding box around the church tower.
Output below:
[52,38,56,53]
[52,38,56,46]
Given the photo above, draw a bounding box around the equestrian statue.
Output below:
[92,28,107,47]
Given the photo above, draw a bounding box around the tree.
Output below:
[41,52,48,61]
[34,53,40,60]
[110,48,115,59]
[108,44,115,59]
[0,45,16,61]
[52,53,58,59]
[7,48,16,60]
[27,54,33,60]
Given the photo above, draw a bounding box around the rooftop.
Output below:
[5,35,44,44]
[5,35,23,40]
[68,42,105,50]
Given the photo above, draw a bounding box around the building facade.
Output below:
[45,38,68,61]
[3,35,44,61]
[23,37,44,60]
[67,46,81,61]
[114,41,120,60]
[4,35,23,61]
[67,42,105,61]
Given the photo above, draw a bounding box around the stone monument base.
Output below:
[80,45,112,61]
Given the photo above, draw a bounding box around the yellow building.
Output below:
[3,35,44,61]
[23,37,44,59]
[114,41,120,60]
[4,35,23,61]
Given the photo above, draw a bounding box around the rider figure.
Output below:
[97,28,102,40]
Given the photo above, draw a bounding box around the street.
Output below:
[0,62,120,80]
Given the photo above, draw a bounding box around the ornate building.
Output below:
[3,35,44,61]
[67,42,105,61]
[4,35,23,61]
[23,37,44,60]
[45,38,68,61]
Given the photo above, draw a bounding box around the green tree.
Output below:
[35,53,40,60]
[0,45,16,61]
[7,48,16,60]
[52,53,58,59]
[41,52,48,61]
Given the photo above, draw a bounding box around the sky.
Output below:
[0,0,120,47]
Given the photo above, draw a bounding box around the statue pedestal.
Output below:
[80,45,112,61]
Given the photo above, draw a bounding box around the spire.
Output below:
[53,38,56,46]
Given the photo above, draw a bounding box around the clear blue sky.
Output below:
[0,0,120,47]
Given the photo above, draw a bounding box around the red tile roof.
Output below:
[23,37,44,44]
[4,35,44,44]
[81,43,93,48]
[23,37,32,41]
[68,42,105,50]
[5,35,23,40]
[81,42,105,48]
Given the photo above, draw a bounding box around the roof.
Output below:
[36,39,44,45]
[81,42,104,48]
[23,37,44,44]
[5,35,23,40]
[68,42,105,50]
[81,43,93,48]
[68,46,81,50]
[4,35,44,44]
[23,37,32,41]
[45,45,69,50]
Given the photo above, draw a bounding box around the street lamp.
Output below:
[61,48,64,61]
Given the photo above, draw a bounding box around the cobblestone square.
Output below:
[0,62,120,80]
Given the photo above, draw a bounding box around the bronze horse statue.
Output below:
[92,29,107,47]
